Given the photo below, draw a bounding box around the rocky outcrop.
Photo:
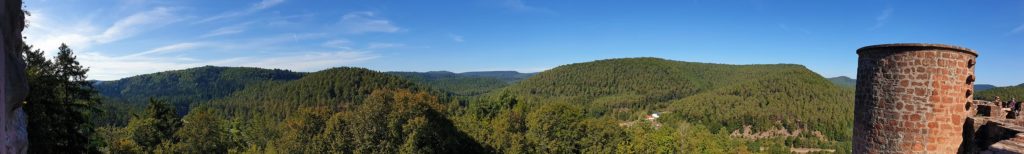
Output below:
[1,0,29,153]
[729,125,828,141]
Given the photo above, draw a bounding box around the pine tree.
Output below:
[24,43,101,153]
[125,98,180,152]
[174,108,230,153]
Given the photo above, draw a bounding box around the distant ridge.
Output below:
[386,71,535,96]
[975,84,997,91]
[826,76,1000,92]
[93,66,304,115]
[827,76,857,88]
[492,57,854,141]
[977,84,1024,100]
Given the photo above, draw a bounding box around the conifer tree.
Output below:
[24,43,101,153]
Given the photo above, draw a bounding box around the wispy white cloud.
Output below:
[870,7,893,30]
[77,51,204,80]
[201,22,253,38]
[1011,23,1024,34]
[212,51,378,72]
[252,0,285,10]
[367,42,405,49]
[322,39,352,49]
[96,7,181,43]
[24,0,397,80]
[25,7,182,54]
[195,0,285,24]
[498,0,553,14]
[448,34,464,42]
[266,13,316,27]
[127,42,205,57]
[83,47,379,80]
[339,11,402,34]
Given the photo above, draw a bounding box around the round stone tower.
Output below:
[853,43,978,153]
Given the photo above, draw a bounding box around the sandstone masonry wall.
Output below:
[853,44,978,153]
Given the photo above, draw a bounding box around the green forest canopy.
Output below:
[78,57,860,153]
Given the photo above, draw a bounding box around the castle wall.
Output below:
[853,44,978,153]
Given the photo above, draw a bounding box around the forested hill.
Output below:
[975,84,998,92]
[93,58,864,153]
[458,71,536,82]
[92,66,304,119]
[188,67,484,153]
[827,76,857,88]
[456,57,855,152]
[387,71,534,96]
[104,67,485,153]
[977,84,1024,100]
[500,58,830,108]
[204,67,430,118]
[668,65,855,141]
[826,76,1000,92]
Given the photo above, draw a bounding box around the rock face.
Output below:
[853,43,978,153]
[0,0,29,153]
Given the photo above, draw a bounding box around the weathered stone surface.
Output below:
[853,43,978,153]
[0,0,29,153]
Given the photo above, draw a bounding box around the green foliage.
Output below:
[977,84,1024,101]
[82,57,858,153]
[186,68,487,153]
[494,58,853,141]
[452,57,852,152]
[93,65,304,125]
[525,102,584,153]
[174,108,231,153]
[125,118,163,151]
[120,99,180,152]
[23,44,102,153]
[577,118,627,153]
[388,71,533,96]
[617,123,683,154]
[502,58,710,104]
[108,101,237,153]
[263,89,486,153]
[203,67,429,120]
[975,84,997,92]
[668,67,855,141]
[827,76,857,89]
[676,124,747,154]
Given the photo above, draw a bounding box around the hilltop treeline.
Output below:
[453,58,854,153]
[24,44,856,154]
[977,84,1024,101]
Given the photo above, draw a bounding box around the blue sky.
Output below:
[23,0,1024,86]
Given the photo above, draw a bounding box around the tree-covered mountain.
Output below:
[499,58,850,118]
[977,84,1024,101]
[454,57,855,152]
[458,71,536,83]
[828,76,857,88]
[828,76,999,92]
[975,84,997,92]
[87,58,866,153]
[668,67,854,141]
[93,66,305,115]
[386,71,533,96]
[204,67,430,118]
[175,67,485,153]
